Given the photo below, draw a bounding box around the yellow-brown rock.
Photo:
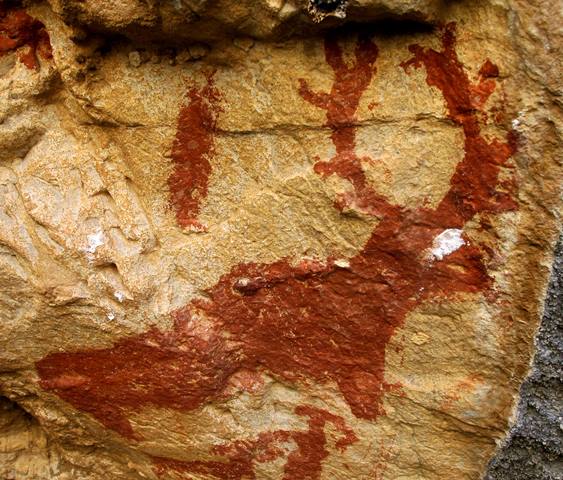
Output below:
[0,0,560,479]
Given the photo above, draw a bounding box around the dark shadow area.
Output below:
[309,0,347,14]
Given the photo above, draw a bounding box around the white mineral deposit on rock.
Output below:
[235,277,250,288]
[334,258,351,268]
[430,228,465,260]
[85,231,105,254]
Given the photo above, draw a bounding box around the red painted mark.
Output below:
[168,73,221,231]
[151,406,357,480]
[372,439,397,480]
[439,373,483,411]
[36,24,517,479]
[298,34,396,217]
[0,5,52,70]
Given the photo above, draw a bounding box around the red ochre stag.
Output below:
[36,24,517,479]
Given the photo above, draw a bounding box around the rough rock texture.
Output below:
[0,397,57,479]
[0,0,561,479]
[45,0,448,41]
[486,236,563,480]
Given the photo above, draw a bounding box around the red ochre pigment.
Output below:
[152,406,357,480]
[168,73,221,230]
[36,24,517,479]
[0,5,52,70]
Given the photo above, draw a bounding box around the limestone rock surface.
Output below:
[0,0,561,479]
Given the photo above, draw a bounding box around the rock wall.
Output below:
[486,235,562,480]
[0,0,561,479]
[0,396,56,479]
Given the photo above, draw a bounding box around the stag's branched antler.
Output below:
[299,35,397,217]
[401,22,517,226]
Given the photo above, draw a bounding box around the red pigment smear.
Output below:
[36,24,517,479]
[151,405,357,480]
[168,73,221,230]
[0,5,52,70]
